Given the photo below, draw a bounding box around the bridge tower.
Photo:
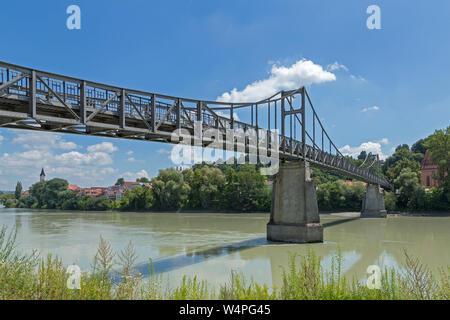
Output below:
[361,184,387,218]
[267,160,323,243]
[267,88,323,243]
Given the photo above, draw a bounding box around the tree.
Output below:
[424,126,450,199]
[14,181,22,200]
[120,186,153,211]
[357,150,367,160]
[136,177,150,183]
[411,138,427,155]
[151,168,190,210]
[220,164,269,212]
[115,178,125,186]
[394,167,425,210]
[183,167,226,209]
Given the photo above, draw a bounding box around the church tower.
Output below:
[40,168,46,182]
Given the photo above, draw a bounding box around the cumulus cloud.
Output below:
[378,138,389,145]
[339,141,387,160]
[12,131,78,150]
[362,106,380,112]
[87,142,118,153]
[126,150,134,155]
[0,132,120,188]
[0,134,4,144]
[121,169,149,181]
[54,151,113,166]
[215,111,240,121]
[216,59,336,103]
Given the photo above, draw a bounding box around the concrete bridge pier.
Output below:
[360,184,387,218]
[267,161,323,243]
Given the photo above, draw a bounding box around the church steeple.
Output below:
[40,168,46,182]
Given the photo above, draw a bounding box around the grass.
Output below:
[0,225,448,300]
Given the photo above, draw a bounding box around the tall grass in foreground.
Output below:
[0,225,448,300]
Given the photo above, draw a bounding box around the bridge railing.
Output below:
[0,61,392,188]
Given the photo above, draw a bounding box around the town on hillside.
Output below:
[21,168,152,201]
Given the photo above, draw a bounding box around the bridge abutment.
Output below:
[361,184,387,218]
[267,161,323,243]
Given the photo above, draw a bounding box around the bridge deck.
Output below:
[0,61,392,189]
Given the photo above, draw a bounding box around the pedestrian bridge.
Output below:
[0,61,392,243]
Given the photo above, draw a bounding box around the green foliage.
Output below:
[317,181,365,211]
[119,186,154,211]
[115,178,125,186]
[14,182,22,200]
[424,126,450,201]
[219,164,270,212]
[151,168,190,210]
[78,196,112,211]
[136,177,150,183]
[384,191,397,211]
[183,166,226,209]
[0,193,17,208]
[394,168,426,210]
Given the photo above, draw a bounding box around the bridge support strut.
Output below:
[361,184,387,218]
[267,161,323,243]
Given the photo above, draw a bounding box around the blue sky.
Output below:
[0,0,449,189]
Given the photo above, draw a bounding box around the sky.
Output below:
[0,0,449,190]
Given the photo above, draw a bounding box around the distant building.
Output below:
[420,151,439,189]
[70,181,152,200]
[68,184,80,191]
[40,168,46,182]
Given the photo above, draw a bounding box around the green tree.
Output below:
[151,168,190,210]
[0,194,17,208]
[184,167,226,209]
[136,177,150,183]
[220,164,269,212]
[115,178,125,186]
[394,167,425,210]
[424,126,450,200]
[120,186,153,211]
[14,182,22,200]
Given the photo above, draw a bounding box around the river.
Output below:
[0,208,449,289]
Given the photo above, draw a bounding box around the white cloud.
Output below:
[127,157,143,163]
[215,111,240,121]
[12,131,78,150]
[121,169,149,181]
[0,135,4,144]
[54,151,113,166]
[378,138,389,145]
[339,141,387,160]
[216,59,336,103]
[362,106,380,112]
[87,142,118,153]
[351,75,367,82]
[126,150,134,155]
[0,132,120,188]
[327,62,349,72]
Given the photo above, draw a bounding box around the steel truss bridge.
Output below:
[0,61,391,189]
